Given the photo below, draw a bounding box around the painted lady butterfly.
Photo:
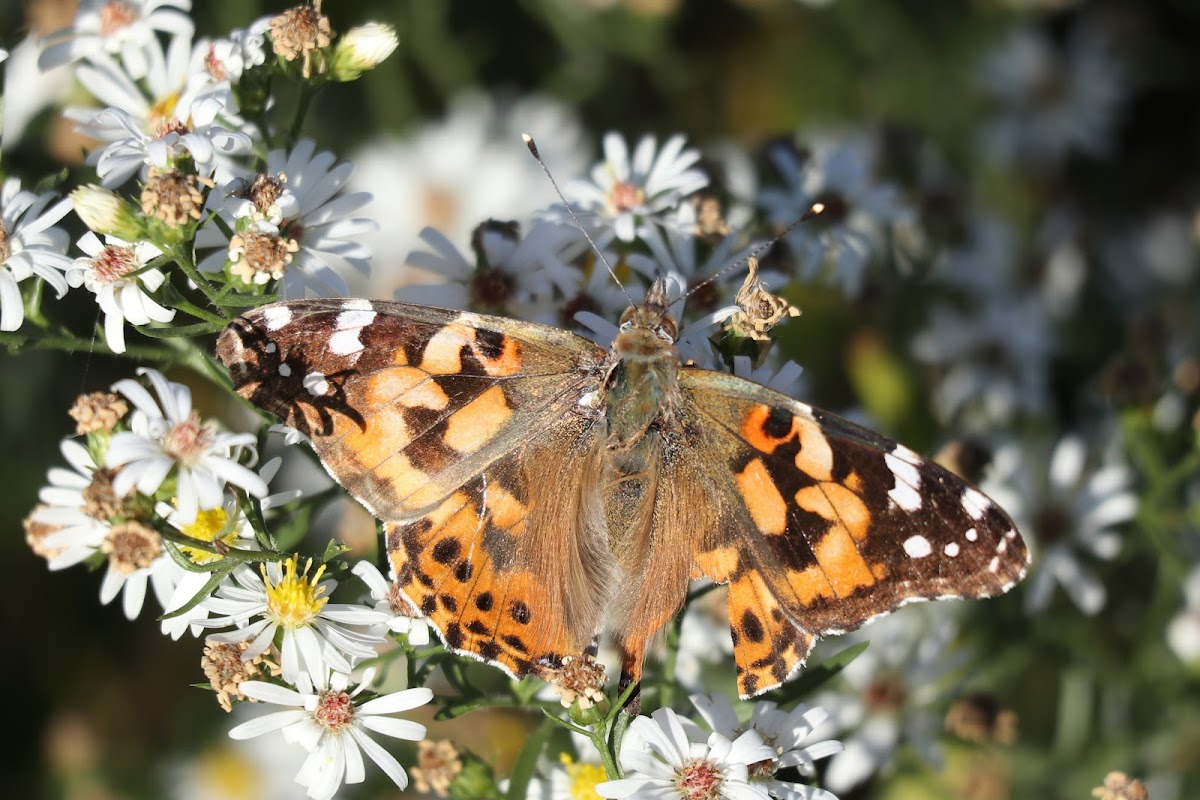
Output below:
[217,278,1028,700]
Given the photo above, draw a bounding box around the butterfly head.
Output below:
[615,277,679,357]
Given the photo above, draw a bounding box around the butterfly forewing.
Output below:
[678,368,1029,697]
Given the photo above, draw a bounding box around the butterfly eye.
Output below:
[618,307,635,329]
[656,317,677,342]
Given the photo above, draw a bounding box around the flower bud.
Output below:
[329,22,398,81]
[71,185,142,241]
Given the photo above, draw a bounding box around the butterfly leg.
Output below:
[617,645,643,716]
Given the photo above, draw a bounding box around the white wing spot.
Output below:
[263,306,292,331]
[1005,528,1017,540]
[944,542,960,557]
[278,363,292,377]
[343,298,373,311]
[988,556,1001,573]
[893,444,921,462]
[304,371,329,396]
[885,451,923,511]
[965,527,979,542]
[578,390,600,409]
[265,342,277,353]
[961,487,990,520]
[903,535,932,558]
[997,538,1008,554]
[328,309,377,356]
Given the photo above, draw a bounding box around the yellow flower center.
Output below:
[560,753,606,800]
[179,507,239,565]
[263,556,329,628]
[148,89,183,134]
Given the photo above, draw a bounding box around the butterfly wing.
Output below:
[676,368,1029,697]
[218,300,613,677]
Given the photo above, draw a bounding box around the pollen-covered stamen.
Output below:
[263,556,330,629]
[606,180,646,214]
[99,0,137,37]
[82,467,125,521]
[141,167,206,227]
[69,391,129,435]
[313,689,355,732]
[0,220,10,263]
[228,223,300,285]
[747,757,778,781]
[675,758,725,800]
[164,411,216,465]
[154,117,191,140]
[90,244,140,283]
[102,521,162,575]
[178,507,239,565]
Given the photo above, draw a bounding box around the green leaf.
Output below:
[505,717,557,800]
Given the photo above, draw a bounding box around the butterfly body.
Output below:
[218,281,1028,699]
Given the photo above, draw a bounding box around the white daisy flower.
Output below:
[66,33,250,187]
[66,232,174,354]
[106,368,269,523]
[910,296,1054,428]
[0,178,74,332]
[402,221,587,318]
[351,561,431,647]
[3,36,76,149]
[158,457,301,640]
[38,0,194,78]
[976,22,1127,168]
[228,668,432,799]
[29,437,118,571]
[981,434,1137,616]
[347,90,591,295]
[758,134,905,298]
[815,607,965,794]
[195,139,376,298]
[202,555,391,686]
[595,706,775,799]
[1167,567,1200,666]
[558,131,709,243]
[203,17,272,84]
[691,693,843,800]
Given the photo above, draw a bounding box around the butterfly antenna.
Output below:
[522,133,635,309]
[675,202,826,312]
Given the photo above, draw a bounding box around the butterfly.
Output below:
[217,277,1028,701]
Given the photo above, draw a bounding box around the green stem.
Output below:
[0,329,187,364]
[172,245,231,319]
[286,86,318,152]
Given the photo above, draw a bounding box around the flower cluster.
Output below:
[4,1,1197,799]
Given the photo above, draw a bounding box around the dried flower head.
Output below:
[1092,772,1149,800]
[549,653,607,710]
[410,739,463,797]
[24,506,64,561]
[201,640,281,713]
[100,520,161,575]
[69,391,129,435]
[270,3,332,77]
[228,221,300,285]
[140,168,207,227]
[945,693,1019,745]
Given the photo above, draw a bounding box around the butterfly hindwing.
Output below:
[678,368,1029,697]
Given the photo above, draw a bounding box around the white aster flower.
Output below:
[228,668,432,800]
[348,90,591,295]
[596,706,775,799]
[910,296,1053,428]
[525,752,609,800]
[29,437,118,571]
[691,694,843,800]
[1167,567,1200,666]
[202,555,390,686]
[66,33,250,187]
[196,140,376,298]
[166,729,307,800]
[3,36,76,149]
[352,561,431,647]
[558,131,709,243]
[981,434,1136,616]
[758,134,905,298]
[976,22,1127,168]
[158,457,301,640]
[203,17,272,84]
[106,368,269,523]
[38,0,194,77]
[0,178,74,332]
[816,607,965,794]
[66,232,174,353]
[402,221,587,319]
